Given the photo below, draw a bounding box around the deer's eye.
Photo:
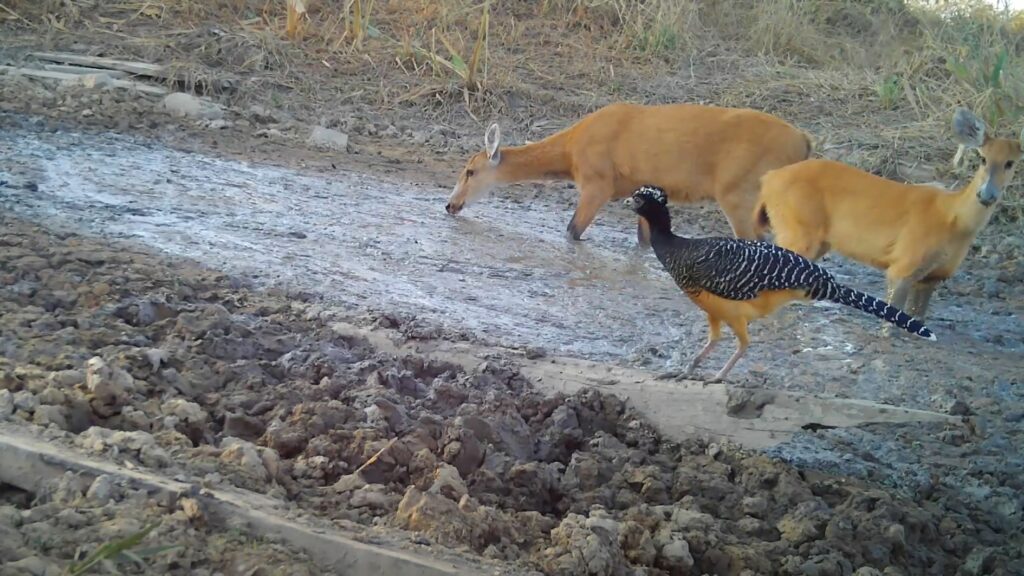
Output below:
[1006,160,1016,170]
[466,170,475,178]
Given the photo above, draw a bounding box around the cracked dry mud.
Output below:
[1,216,1022,576]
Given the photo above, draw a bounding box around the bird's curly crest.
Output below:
[633,185,668,206]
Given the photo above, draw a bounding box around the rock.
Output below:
[307,126,349,152]
[85,357,132,415]
[349,484,397,510]
[947,399,970,416]
[161,92,223,120]
[78,73,113,89]
[428,463,468,501]
[777,499,832,545]
[180,497,203,521]
[86,429,170,468]
[442,428,485,478]
[0,389,13,418]
[55,509,88,529]
[800,554,854,576]
[162,400,206,425]
[143,349,168,372]
[3,556,61,576]
[262,421,308,459]
[536,404,582,461]
[137,299,177,326]
[365,397,409,432]
[0,505,22,527]
[333,472,368,493]
[854,569,884,576]
[741,496,768,518]
[618,521,656,566]
[960,547,996,576]
[658,538,694,573]
[223,412,266,441]
[36,386,66,406]
[32,405,68,429]
[247,105,280,124]
[162,398,207,443]
[220,438,270,483]
[86,474,120,504]
[49,369,85,387]
[205,118,231,129]
[12,390,37,413]
[544,513,631,576]
[395,487,488,551]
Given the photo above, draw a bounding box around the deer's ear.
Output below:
[485,123,501,164]
[952,108,986,149]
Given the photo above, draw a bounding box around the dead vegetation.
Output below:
[0,0,1022,220]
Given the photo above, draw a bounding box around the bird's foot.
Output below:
[655,370,688,381]
[705,372,728,385]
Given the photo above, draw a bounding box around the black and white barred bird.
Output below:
[626,185,936,382]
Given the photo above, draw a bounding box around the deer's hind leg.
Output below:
[906,279,942,322]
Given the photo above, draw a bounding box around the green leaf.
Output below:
[125,545,181,559]
[67,523,159,576]
[989,49,1007,88]
[449,52,467,75]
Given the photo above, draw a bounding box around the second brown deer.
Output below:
[754,107,1022,328]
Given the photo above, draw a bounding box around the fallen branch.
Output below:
[0,65,168,95]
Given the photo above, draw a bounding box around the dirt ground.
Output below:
[0,214,1021,576]
[1,3,1023,574]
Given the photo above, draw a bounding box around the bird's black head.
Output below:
[625,185,671,232]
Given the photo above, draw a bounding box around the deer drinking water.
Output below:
[445,102,812,245]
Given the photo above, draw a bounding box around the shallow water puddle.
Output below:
[0,116,696,361]
[2,114,1013,383]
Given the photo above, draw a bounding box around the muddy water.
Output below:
[1,114,1021,409]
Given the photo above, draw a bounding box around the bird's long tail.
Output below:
[829,285,936,340]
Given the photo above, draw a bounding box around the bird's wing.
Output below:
[689,239,827,301]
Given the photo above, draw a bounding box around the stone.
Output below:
[85,357,132,415]
[349,484,397,510]
[307,126,349,152]
[32,405,68,430]
[223,412,266,441]
[333,472,368,493]
[777,499,832,545]
[86,475,119,504]
[658,538,695,573]
[161,92,223,120]
[12,390,37,413]
[0,389,13,418]
[49,369,85,387]
[220,438,270,483]
[428,463,468,501]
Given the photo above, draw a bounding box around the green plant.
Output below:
[66,523,180,576]
[877,74,902,109]
[633,23,679,55]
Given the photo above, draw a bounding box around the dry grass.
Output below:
[2,0,1023,219]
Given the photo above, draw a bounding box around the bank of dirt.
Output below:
[1,216,1021,575]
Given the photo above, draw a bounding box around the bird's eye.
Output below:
[1006,160,1016,170]
[466,170,475,178]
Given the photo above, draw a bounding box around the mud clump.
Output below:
[0,472,321,575]
[1,215,1022,575]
